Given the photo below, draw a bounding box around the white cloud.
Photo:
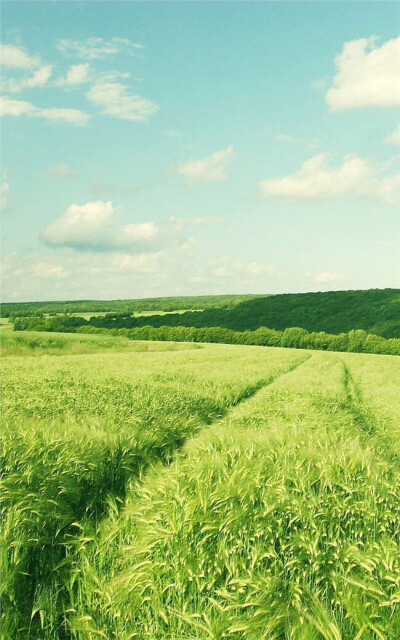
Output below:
[32,262,70,279]
[0,43,40,69]
[42,201,199,254]
[57,37,144,60]
[275,133,299,143]
[86,74,158,122]
[46,163,78,179]
[176,146,234,185]
[57,63,90,86]
[0,95,90,125]
[43,201,118,250]
[24,64,52,88]
[326,36,400,111]
[0,176,10,212]
[0,249,171,301]
[313,272,346,284]
[308,138,320,150]
[311,77,329,90]
[170,215,222,227]
[201,257,278,281]
[1,64,52,92]
[38,107,89,125]
[260,153,400,204]
[0,95,35,116]
[384,123,400,145]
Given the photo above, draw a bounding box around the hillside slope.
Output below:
[87,288,400,338]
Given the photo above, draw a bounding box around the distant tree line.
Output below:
[4,289,400,339]
[1,294,260,317]
[13,316,400,356]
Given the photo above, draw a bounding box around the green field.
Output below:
[0,330,201,357]
[1,332,399,639]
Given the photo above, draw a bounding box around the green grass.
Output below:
[1,335,399,639]
[0,330,201,357]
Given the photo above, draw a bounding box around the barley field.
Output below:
[1,333,399,639]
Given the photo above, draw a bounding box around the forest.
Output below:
[11,289,400,356]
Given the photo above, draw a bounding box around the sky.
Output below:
[1,0,399,302]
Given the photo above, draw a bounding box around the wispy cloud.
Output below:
[57,37,144,60]
[0,95,90,125]
[88,177,116,198]
[176,146,234,185]
[384,123,400,146]
[86,73,158,122]
[162,129,181,137]
[45,163,78,179]
[313,271,346,284]
[260,153,400,204]
[0,175,10,213]
[325,36,400,111]
[275,133,300,144]
[192,257,279,286]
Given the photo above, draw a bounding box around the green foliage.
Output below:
[13,317,400,355]
[70,288,399,339]
[5,289,400,338]
[1,294,260,318]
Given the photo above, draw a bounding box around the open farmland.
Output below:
[1,334,399,639]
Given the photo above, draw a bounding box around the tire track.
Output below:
[179,351,312,446]
[341,359,376,435]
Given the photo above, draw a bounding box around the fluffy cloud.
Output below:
[86,74,158,122]
[326,36,400,111]
[260,153,400,203]
[42,200,201,253]
[176,146,234,185]
[0,43,40,69]
[384,123,400,145]
[57,63,90,86]
[43,201,118,250]
[57,37,144,60]
[313,272,346,284]
[0,95,90,125]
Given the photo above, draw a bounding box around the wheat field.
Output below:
[1,334,399,639]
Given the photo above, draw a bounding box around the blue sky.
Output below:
[1,1,399,301]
